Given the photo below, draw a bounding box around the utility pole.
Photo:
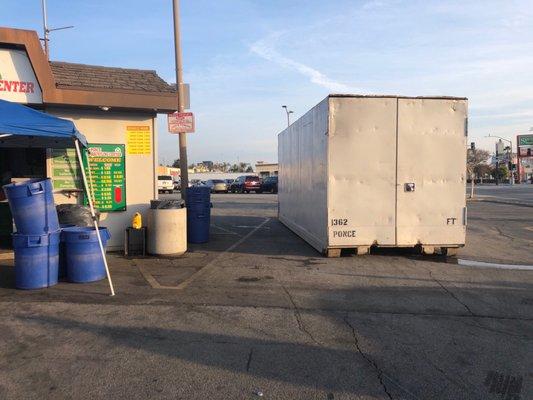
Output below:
[172,0,189,201]
[469,142,475,199]
[488,135,514,185]
[40,0,74,60]
[41,0,49,58]
[282,105,293,128]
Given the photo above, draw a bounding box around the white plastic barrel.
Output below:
[146,208,187,255]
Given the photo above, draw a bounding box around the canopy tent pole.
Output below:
[74,139,115,296]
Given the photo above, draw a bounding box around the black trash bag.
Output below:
[56,204,100,227]
[150,199,184,209]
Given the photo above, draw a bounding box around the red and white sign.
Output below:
[168,111,195,133]
[0,49,42,104]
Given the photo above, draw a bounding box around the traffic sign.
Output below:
[168,112,195,133]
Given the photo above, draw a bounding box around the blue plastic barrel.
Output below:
[12,231,60,289]
[62,227,110,283]
[186,186,210,203]
[187,207,210,243]
[186,187,211,243]
[2,179,59,234]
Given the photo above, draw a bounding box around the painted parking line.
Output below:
[211,224,241,236]
[458,259,533,271]
[138,217,271,290]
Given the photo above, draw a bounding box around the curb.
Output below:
[467,198,533,208]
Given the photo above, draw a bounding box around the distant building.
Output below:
[202,161,214,171]
[255,161,278,178]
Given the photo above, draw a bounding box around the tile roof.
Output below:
[49,61,175,94]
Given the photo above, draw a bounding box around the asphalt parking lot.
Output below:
[0,193,532,400]
[469,184,533,207]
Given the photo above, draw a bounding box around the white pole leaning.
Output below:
[74,139,116,296]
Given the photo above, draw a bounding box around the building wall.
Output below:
[47,108,157,250]
[255,163,278,178]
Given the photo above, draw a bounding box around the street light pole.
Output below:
[487,135,514,185]
[282,105,294,128]
[172,0,189,201]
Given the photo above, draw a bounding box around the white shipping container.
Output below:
[278,95,468,257]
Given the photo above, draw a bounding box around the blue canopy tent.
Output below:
[0,99,87,148]
[0,99,115,295]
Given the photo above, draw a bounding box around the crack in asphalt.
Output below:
[428,271,476,317]
[427,272,532,340]
[246,348,253,372]
[281,285,321,346]
[343,315,424,400]
[494,226,517,242]
[343,315,394,400]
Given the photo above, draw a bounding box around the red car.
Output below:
[230,175,262,193]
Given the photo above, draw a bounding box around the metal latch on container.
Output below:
[404,183,415,192]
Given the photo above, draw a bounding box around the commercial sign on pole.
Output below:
[518,134,533,147]
[168,111,195,133]
[517,134,533,182]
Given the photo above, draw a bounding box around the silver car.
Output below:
[205,179,228,193]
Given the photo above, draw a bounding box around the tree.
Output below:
[245,165,254,173]
[474,164,491,183]
[171,159,180,168]
[492,165,509,181]
[467,149,490,179]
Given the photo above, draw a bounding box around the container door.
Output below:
[396,98,467,246]
[328,97,397,247]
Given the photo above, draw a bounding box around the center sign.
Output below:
[0,48,42,104]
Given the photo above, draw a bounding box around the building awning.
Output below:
[0,99,87,148]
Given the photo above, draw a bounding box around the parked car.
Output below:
[205,179,228,193]
[230,175,262,193]
[261,176,278,193]
[173,179,181,191]
[157,175,174,193]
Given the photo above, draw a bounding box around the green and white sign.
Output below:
[51,148,82,190]
[518,134,533,147]
[83,144,126,212]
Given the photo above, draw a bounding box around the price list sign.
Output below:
[51,148,82,190]
[83,144,126,212]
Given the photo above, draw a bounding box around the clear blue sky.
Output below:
[2,1,532,164]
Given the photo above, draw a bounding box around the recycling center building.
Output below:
[0,27,178,250]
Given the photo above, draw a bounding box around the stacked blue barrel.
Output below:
[2,178,111,288]
[186,186,211,243]
[3,179,60,289]
[61,226,110,282]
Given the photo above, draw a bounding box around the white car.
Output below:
[158,175,174,193]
